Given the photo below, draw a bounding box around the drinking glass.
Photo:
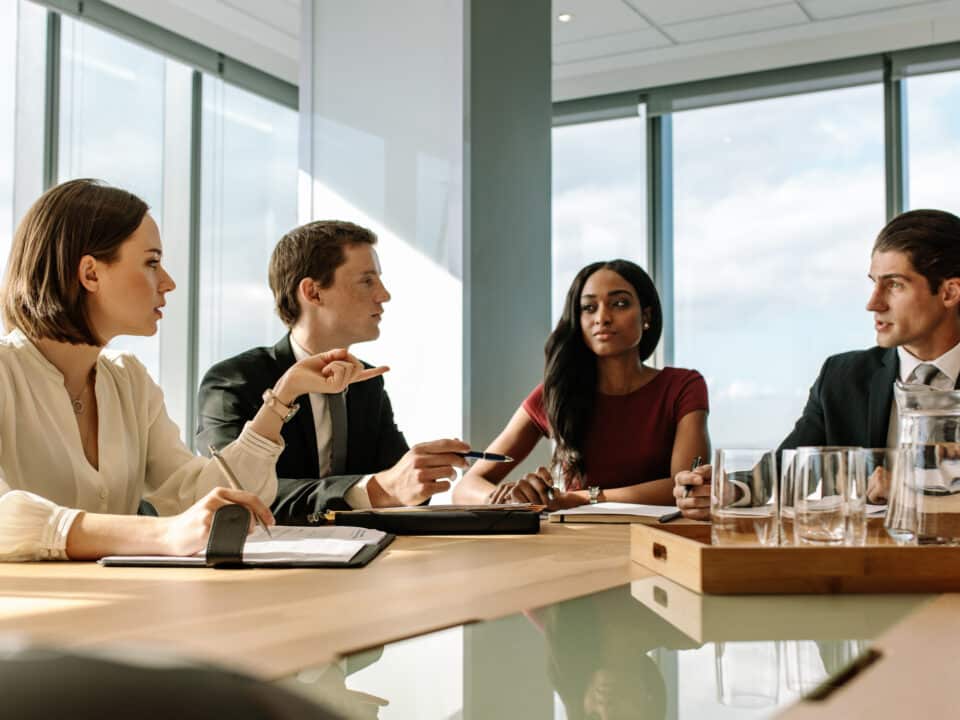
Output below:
[857,448,913,544]
[782,640,826,694]
[779,449,797,546]
[714,641,780,708]
[711,449,778,546]
[794,447,865,545]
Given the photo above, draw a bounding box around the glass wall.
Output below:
[0,0,17,263]
[907,69,960,214]
[197,76,296,377]
[552,114,647,325]
[1,0,45,270]
[672,85,884,449]
[58,16,184,381]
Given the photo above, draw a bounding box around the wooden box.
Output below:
[630,522,960,594]
[629,575,926,643]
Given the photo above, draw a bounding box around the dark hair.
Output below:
[873,209,960,293]
[2,178,149,345]
[269,220,377,327]
[543,260,663,482]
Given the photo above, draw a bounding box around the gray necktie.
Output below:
[328,391,348,475]
[910,363,943,387]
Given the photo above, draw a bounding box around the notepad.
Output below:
[100,525,390,568]
[548,502,679,524]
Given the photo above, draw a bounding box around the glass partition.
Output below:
[672,85,884,449]
[552,114,647,325]
[907,70,960,215]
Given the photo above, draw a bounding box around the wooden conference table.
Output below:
[0,523,642,680]
[2,521,957,717]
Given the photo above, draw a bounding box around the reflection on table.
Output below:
[277,582,928,719]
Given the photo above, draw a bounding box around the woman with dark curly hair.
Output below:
[455,259,709,509]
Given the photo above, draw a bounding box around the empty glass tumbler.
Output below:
[793,447,865,545]
[711,449,778,546]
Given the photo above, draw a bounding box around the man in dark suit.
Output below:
[674,209,960,519]
[197,220,468,523]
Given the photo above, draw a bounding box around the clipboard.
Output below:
[100,504,395,568]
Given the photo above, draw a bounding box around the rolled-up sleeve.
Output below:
[0,487,83,561]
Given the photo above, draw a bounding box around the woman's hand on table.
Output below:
[673,464,712,521]
[162,487,275,556]
[487,466,588,511]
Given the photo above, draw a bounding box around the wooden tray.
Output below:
[629,576,927,643]
[630,522,960,594]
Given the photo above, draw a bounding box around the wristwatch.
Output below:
[588,486,601,504]
[262,388,300,423]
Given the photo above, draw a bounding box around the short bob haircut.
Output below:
[2,179,149,346]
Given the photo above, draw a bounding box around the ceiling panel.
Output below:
[622,0,790,26]
[553,0,650,43]
[220,0,300,38]
[665,3,810,42]
[554,27,672,64]
[801,0,933,20]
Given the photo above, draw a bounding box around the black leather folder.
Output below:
[325,507,542,535]
[100,504,394,568]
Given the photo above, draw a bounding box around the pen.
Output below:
[458,451,514,463]
[659,455,703,524]
[208,445,273,538]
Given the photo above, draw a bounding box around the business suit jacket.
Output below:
[778,347,898,452]
[779,345,960,452]
[196,335,409,523]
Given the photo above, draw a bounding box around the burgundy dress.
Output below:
[521,368,709,490]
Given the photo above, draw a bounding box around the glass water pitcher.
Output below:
[894,382,960,544]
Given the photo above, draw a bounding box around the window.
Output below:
[552,114,647,324]
[907,70,960,214]
[0,0,17,261]
[1,0,46,271]
[672,85,884,449]
[58,17,191,385]
[197,76,296,378]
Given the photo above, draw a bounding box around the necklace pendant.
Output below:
[72,399,84,415]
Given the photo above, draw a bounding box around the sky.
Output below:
[553,74,960,450]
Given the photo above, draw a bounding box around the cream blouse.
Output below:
[0,330,282,561]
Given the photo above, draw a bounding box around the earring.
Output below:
[643,322,650,329]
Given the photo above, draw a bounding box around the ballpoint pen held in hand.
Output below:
[659,455,703,524]
[208,445,273,538]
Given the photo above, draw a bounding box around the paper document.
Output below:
[550,502,677,518]
[100,525,388,566]
[241,525,386,563]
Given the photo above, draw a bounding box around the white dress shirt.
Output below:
[0,330,282,561]
[288,336,372,509]
[886,341,960,447]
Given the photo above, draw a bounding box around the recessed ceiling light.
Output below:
[558,13,573,23]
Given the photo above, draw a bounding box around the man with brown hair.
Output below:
[675,209,960,519]
[196,220,468,522]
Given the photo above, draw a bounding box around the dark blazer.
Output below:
[196,335,409,523]
[779,347,899,452]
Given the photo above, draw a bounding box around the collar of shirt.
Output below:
[289,334,310,364]
[288,335,351,394]
[897,340,960,388]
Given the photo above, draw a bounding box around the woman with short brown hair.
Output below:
[0,179,384,561]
